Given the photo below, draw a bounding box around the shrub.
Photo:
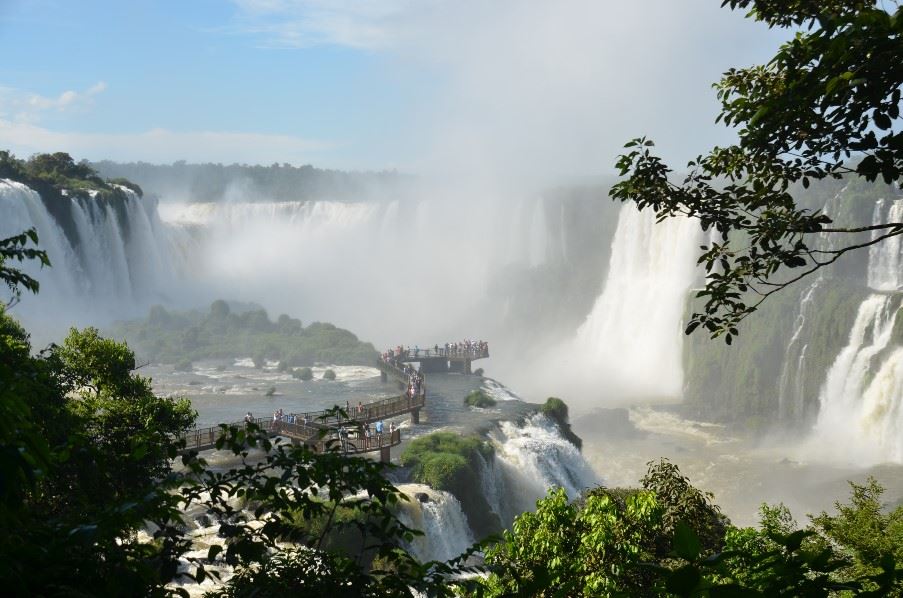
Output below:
[540,397,582,450]
[293,367,313,381]
[464,389,496,408]
[541,397,569,421]
[209,299,230,319]
[400,431,500,536]
[323,369,336,381]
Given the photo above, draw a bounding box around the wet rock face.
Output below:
[415,492,430,503]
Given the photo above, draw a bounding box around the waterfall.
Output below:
[485,414,597,524]
[0,180,192,328]
[807,294,902,464]
[777,279,821,421]
[394,484,475,563]
[0,180,84,311]
[801,196,903,465]
[571,203,701,399]
[868,199,903,291]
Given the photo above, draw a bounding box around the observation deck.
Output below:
[178,341,485,462]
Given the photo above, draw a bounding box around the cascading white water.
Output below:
[0,179,190,331]
[393,483,475,563]
[777,279,821,421]
[484,413,597,524]
[569,203,701,400]
[868,199,903,291]
[0,180,84,305]
[803,197,903,465]
[807,294,902,464]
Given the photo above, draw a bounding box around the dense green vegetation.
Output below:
[480,460,901,596]
[464,389,496,408]
[111,300,378,366]
[400,432,501,538]
[0,285,474,594]
[3,224,903,594]
[92,159,405,203]
[0,304,197,592]
[0,150,142,200]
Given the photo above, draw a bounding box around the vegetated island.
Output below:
[110,300,378,367]
[1,150,143,200]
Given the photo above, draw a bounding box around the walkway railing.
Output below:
[178,338,487,457]
[388,347,490,360]
[178,386,422,454]
[178,418,402,455]
[283,392,425,427]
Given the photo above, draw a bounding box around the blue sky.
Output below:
[0,1,787,178]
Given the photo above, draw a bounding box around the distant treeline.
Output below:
[92,159,410,203]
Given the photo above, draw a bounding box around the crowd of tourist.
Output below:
[381,340,489,363]
[336,420,396,452]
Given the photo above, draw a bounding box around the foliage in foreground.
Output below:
[0,228,49,308]
[614,1,903,341]
[4,228,903,595]
[0,255,474,595]
[479,460,902,596]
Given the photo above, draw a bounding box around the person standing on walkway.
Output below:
[375,420,384,443]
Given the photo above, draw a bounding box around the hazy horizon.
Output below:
[0,0,787,187]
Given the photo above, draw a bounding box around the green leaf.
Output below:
[874,111,892,131]
[673,521,701,561]
[666,564,702,595]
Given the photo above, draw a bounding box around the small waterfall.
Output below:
[394,484,475,563]
[807,294,901,464]
[868,199,903,291]
[571,203,701,399]
[486,414,597,523]
[777,279,821,421]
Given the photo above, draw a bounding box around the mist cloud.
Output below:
[230,1,787,184]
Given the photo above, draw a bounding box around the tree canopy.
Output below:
[613,0,903,342]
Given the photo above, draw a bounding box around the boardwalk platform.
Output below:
[378,346,489,375]
[178,387,423,461]
[178,340,486,462]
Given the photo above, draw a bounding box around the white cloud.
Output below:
[226,1,788,184]
[0,120,333,165]
[228,0,418,49]
[0,81,107,122]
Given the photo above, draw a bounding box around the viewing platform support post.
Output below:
[380,369,388,383]
[411,408,420,425]
[380,446,391,463]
